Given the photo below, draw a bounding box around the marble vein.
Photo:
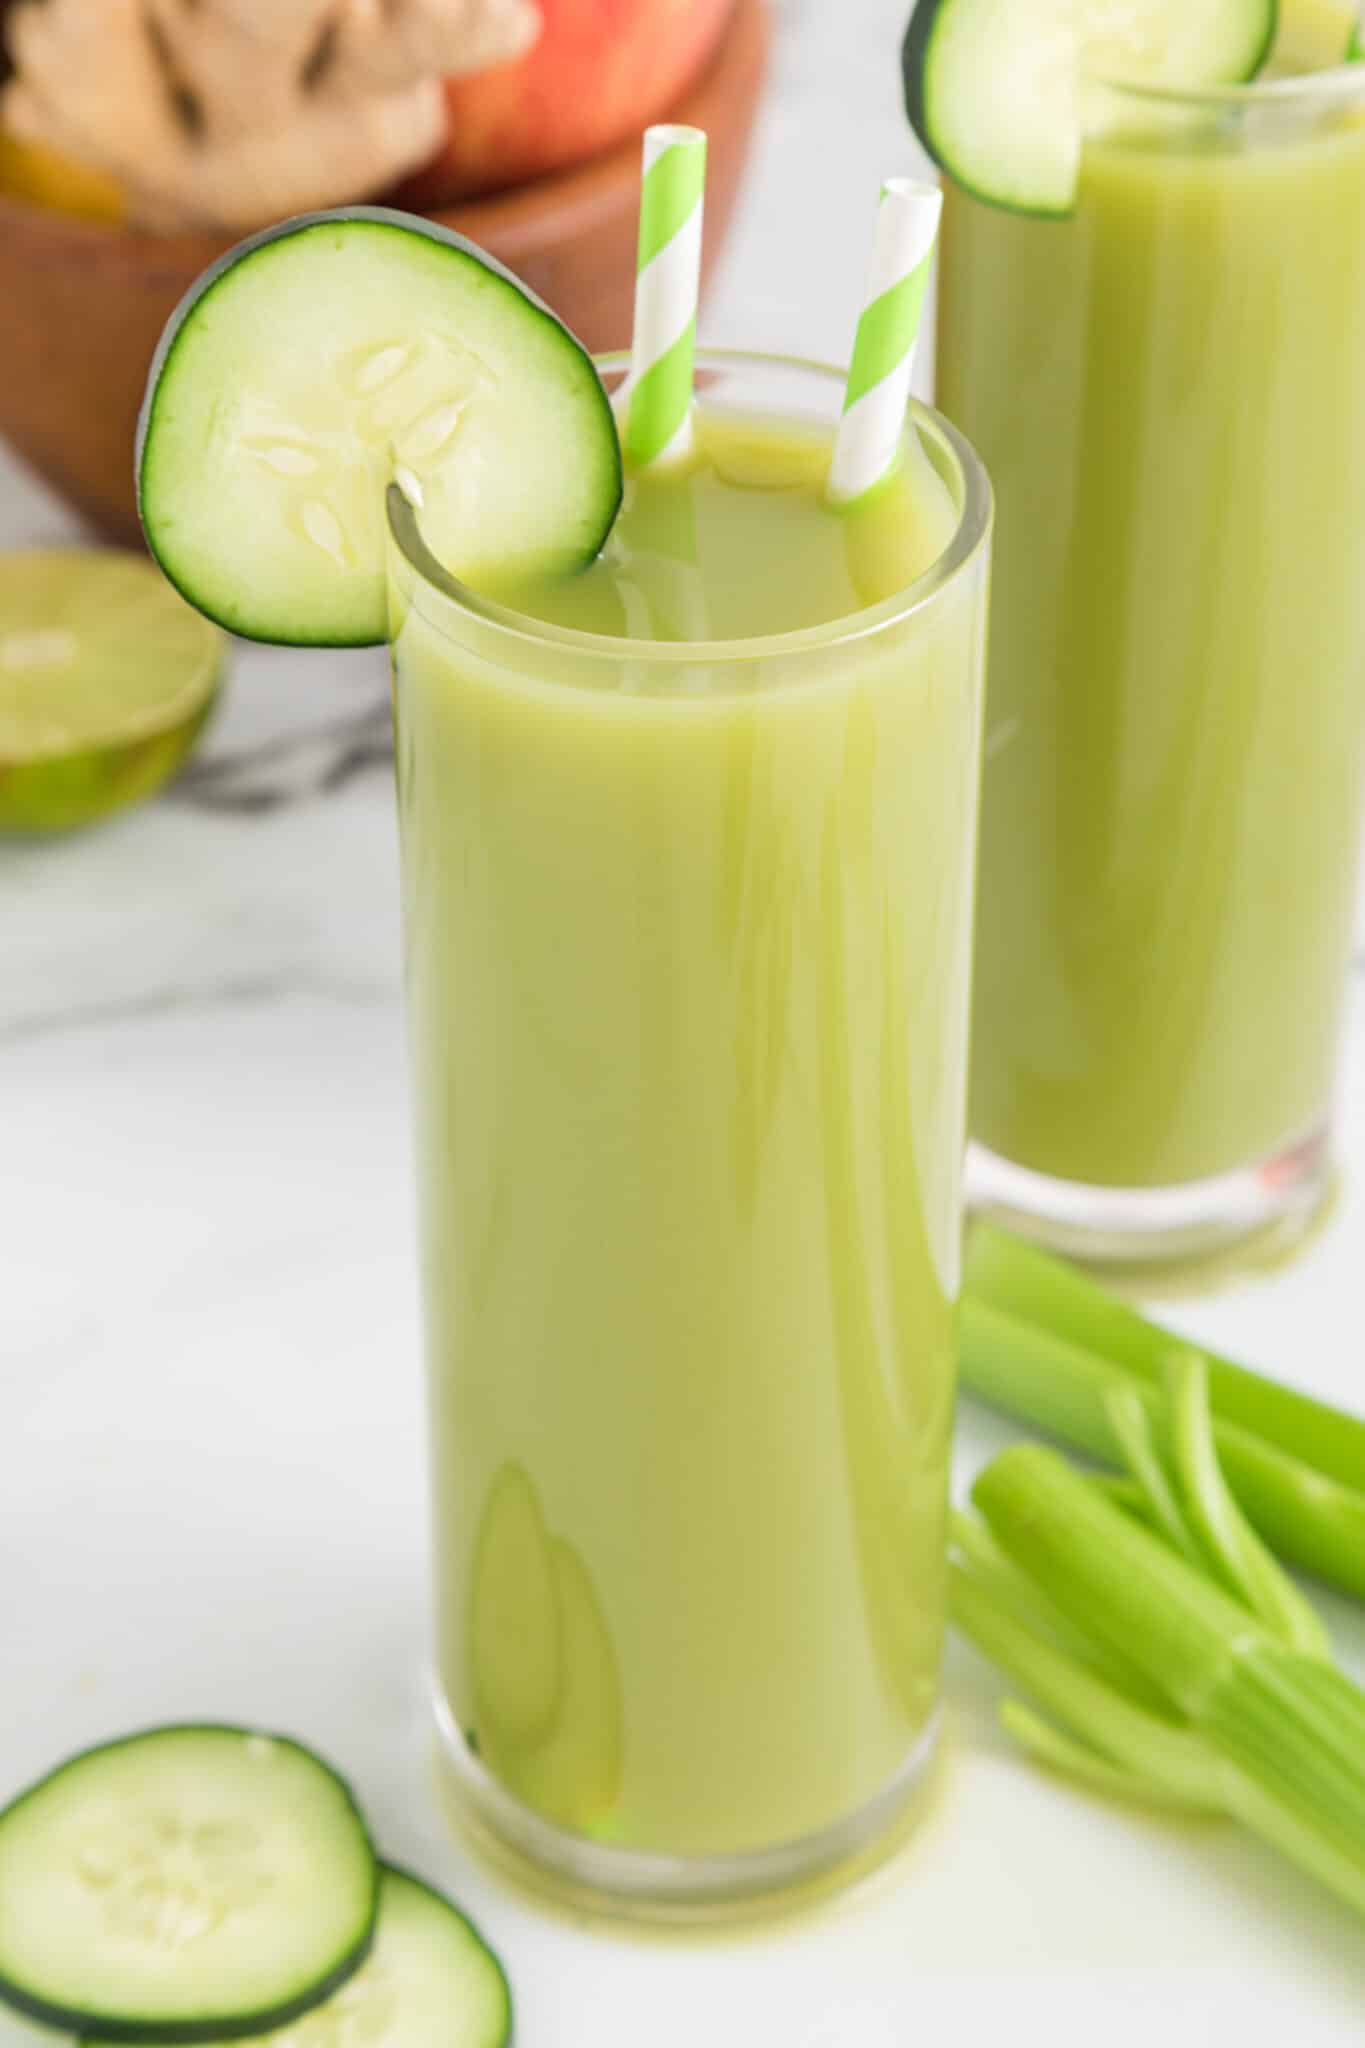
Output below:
[0,969,395,1047]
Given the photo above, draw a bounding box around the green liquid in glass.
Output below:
[940,85,1365,1192]
[392,409,985,1860]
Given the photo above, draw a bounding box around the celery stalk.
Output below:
[973,1445,1365,1919]
[998,1701,1216,1814]
[1205,1650,1365,1918]
[974,1445,1259,1713]
[951,1510,1170,1708]
[1105,1386,1202,1564]
[960,1295,1151,1460]
[1212,1428,1365,1600]
[1168,1354,1331,1660]
[963,1221,1365,1492]
[951,1510,1093,1649]
[959,1297,1365,1600]
[1094,1473,1156,1519]
[949,1561,1219,1808]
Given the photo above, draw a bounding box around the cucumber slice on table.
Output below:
[0,1725,377,2043]
[138,209,623,648]
[903,0,1277,216]
[183,1866,511,2048]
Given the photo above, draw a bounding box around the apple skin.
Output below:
[391,0,736,207]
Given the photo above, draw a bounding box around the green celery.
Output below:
[1105,1386,1202,1564]
[963,1220,1365,1493]
[959,1297,1365,1600]
[1093,1353,1331,1658]
[1167,1354,1331,1660]
[951,1510,1093,1648]
[951,1511,1171,1708]
[998,1701,1215,1815]
[1093,1473,1156,1519]
[974,1446,1257,1713]
[1205,1650,1365,1918]
[949,1559,1219,1809]
[973,1445,1365,1920]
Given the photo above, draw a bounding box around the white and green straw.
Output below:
[827,178,943,505]
[624,125,708,471]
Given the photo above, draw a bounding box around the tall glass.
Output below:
[939,69,1365,1264]
[388,353,991,1910]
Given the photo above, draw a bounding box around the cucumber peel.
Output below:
[903,0,1278,217]
[137,209,623,648]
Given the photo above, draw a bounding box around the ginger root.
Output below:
[1,0,540,233]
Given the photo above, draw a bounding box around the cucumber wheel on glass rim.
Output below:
[902,0,1277,216]
[137,208,623,648]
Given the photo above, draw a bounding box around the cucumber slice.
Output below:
[183,1866,511,2048]
[137,209,623,648]
[0,1726,377,2043]
[903,0,1277,216]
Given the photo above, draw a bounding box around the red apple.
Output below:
[392,0,736,207]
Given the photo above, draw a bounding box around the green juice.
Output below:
[390,386,989,1871]
[939,78,1365,1197]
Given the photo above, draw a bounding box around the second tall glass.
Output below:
[940,67,1365,1262]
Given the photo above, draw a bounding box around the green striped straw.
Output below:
[827,178,943,505]
[624,125,708,471]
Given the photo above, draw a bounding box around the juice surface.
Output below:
[488,410,958,642]
[940,90,1365,1191]
[392,410,985,1859]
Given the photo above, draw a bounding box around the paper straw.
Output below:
[624,125,707,471]
[827,179,942,506]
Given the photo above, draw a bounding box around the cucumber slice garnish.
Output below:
[0,1725,377,2044]
[137,209,623,648]
[183,1866,511,2048]
[903,0,1278,217]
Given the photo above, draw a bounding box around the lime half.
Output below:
[0,550,224,833]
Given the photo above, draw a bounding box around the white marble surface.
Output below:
[5,2,1365,2042]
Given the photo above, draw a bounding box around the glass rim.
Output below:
[1087,60,1365,112]
[386,347,993,669]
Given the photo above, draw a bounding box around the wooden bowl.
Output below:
[0,0,768,545]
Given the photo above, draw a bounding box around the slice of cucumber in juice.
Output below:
[469,1464,563,1752]
[137,208,623,649]
[0,550,222,835]
[903,0,1277,216]
[498,1539,625,1833]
